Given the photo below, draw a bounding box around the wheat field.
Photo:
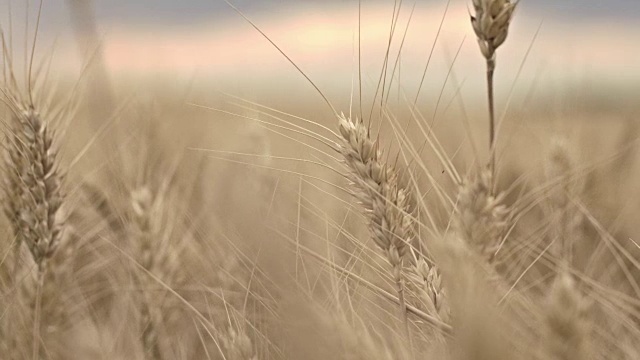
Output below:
[1,0,639,359]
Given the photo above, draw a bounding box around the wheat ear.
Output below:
[470,0,517,177]
[455,169,509,261]
[4,106,65,271]
[337,114,413,336]
[130,185,164,360]
[3,103,66,358]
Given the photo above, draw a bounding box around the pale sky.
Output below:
[1,0,639,98]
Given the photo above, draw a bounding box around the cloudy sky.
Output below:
[1,0,639,97]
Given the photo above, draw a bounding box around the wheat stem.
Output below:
[486,58,496,179]
[471,0,517,183]
[32,267,44,360]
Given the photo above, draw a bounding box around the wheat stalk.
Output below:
[470,0,517,178]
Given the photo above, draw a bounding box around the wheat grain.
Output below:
[407,258,450,323]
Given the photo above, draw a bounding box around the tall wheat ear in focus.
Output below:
[0,60,80,358]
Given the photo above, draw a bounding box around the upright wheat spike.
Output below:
[3,101,66,359]
[337,114,413,336]
[470,0,517,177]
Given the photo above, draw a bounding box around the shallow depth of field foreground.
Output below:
[1,0,640,359]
